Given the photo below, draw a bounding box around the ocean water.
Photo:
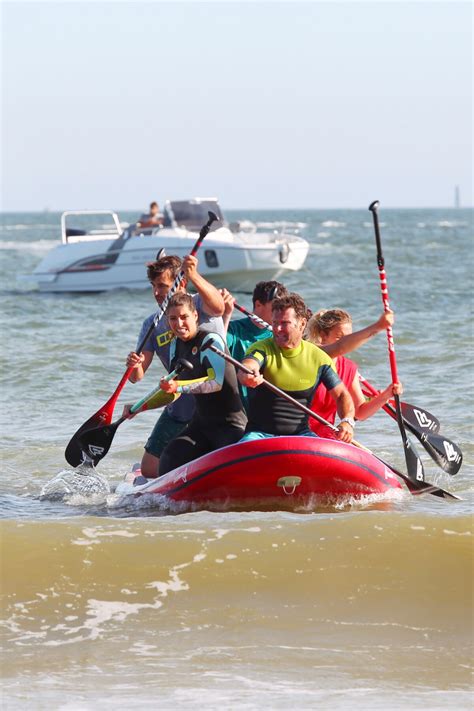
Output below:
[0,207,473,709]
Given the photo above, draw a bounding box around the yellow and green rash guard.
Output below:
[244,337,341,435]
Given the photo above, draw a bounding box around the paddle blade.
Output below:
[65,405,115,467]
[393,395,426,483]
[377,455,461,500]
[419,431,463,476]
[64,367,134,466]
[379,398,463,476]
[398,401,440,433]
[402,438,425,483]
[76,419,123,467]
[403,477,461,500]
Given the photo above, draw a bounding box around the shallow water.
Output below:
[1,207,473,708]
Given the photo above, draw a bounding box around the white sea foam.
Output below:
[0,223,55,231]
[255,221,307,230]
[437,220,469,227]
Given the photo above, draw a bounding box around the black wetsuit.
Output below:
[158,329,247,475]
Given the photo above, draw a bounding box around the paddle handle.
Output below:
[369,200,399,384]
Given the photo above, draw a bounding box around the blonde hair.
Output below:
[306,308,352,344]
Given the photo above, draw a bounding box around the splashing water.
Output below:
[40,465,111,502]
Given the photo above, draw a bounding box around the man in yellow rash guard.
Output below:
[238,293,356,443]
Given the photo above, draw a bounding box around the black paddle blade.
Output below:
[399,402,440,434]
[404,477,461,500]
[393,395,425,483]
[76,419,124,468]
[392,400,463,476]
[65,412,110,467]
[381,400,462,476]
[403,438,426,483]
[418,431,463,476]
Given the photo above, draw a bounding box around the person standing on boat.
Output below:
[220,280,289,411]
[137,201,163,229]
[238,293,356,443]
[306,308,403,438]
[158,293,247,476]
[124,255,225,477]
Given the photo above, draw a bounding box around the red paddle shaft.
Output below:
[369,200,399,385]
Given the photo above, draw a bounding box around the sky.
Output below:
[1,0,472,211]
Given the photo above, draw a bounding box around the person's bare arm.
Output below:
[328,382,355,443]
[220,288,235,331]
[125,350,154,383]
[322,311,394,358]
[351,375,403,420]
[183,255,224,317]
[238,358,264,388]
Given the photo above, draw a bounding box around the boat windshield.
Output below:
[165,200,224,231]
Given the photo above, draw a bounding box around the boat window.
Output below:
[204,250,219,268]
[169,200,224,231]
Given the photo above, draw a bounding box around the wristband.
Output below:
[339,417,355,429]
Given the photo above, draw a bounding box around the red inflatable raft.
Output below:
[115,436,403,510]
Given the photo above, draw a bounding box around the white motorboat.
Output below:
[29,198,309,293]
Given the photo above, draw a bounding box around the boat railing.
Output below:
[61,210,123,244]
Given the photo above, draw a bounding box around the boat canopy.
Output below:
[164,198,225,231]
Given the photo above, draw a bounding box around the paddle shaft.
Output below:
[233,302,273,330]
[202,343,459,500]
[232,283,280,329]
[369,201,399,383]
[369,200,427,483]
[128,359,193,415]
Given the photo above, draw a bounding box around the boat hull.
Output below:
[31,229,309,293]
[114,436,403,511]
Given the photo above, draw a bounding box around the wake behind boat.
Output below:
[29,198,309,293]
[113,436,404,512]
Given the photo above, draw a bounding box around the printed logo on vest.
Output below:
[156,330,173,348]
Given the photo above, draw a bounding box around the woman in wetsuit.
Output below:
[158,292,247,476]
